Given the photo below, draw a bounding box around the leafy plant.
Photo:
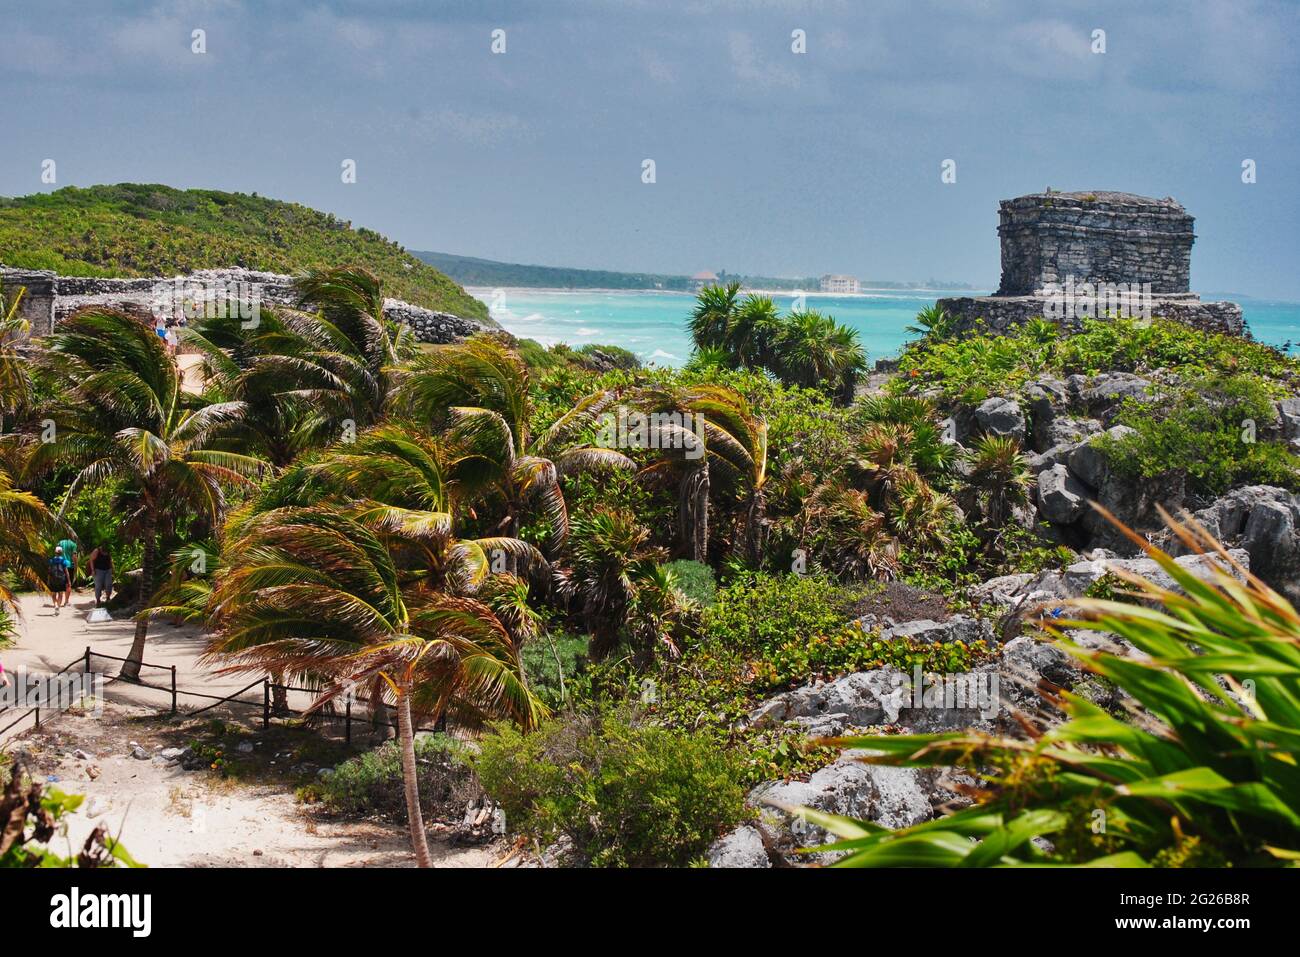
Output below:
[474,710,748,867]
[795,509,1300,867]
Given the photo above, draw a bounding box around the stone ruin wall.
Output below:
[938,191,1244,339]
[0,266,492,343]
[997,192,1194,296]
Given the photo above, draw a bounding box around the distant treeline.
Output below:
[415,251,978,292]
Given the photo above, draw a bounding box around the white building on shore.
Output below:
[819,274,860,294]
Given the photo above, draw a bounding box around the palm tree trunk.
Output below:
[396,692,433,868]
[679,464,709,561]
[745,486,768,565]
[120,512,158,680]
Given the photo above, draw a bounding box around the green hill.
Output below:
[0,184,489,321]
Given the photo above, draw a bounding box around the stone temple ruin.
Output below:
[937,191,1243,337]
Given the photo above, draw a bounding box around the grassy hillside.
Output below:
[0,184,489,321]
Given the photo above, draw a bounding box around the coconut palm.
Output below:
[0,282,33,436]
[306,422,547,591]
[688,282,742,354]
[27,308,266,678]
[394,336,632,549]
[256,267,418,440]
[0,467,56,611]
[204,505,543,866]
[632,384,768,564]
[182,306,326,467]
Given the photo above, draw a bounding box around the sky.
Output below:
[2,0,1298,298]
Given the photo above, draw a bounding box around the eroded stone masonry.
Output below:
[0,266,493,343]
[938,191,1244,337]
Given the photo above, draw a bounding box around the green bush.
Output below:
[317,733,476,820]
[475,711,748,867]
[662,559,717,607]
[897,317,1299,405]
[702,573,863,653]
[1099,374,1300,494]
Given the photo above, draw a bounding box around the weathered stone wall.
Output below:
[997,191,1193,296]
[936,294,1245,338]
[939,190,1245,340]
[0,266,493,343]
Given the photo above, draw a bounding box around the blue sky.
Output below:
[2,0,1298,297]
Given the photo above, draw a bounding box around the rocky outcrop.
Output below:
[974,396,1026,441]
[1172,486,1300,603]
[970,548,1252,612]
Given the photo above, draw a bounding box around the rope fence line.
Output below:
[3,646,460,749]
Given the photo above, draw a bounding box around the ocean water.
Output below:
[472,288,1300,369]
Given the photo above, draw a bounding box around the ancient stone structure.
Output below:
[937,191,1244,337]
[0,266,494,342]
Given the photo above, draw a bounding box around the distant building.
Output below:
[819,274,860,294]
[690,270,719,291]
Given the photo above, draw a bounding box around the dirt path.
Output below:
[3,594,504,868]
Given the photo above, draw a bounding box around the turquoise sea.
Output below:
[472,287,1300,369]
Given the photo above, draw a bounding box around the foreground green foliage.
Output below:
[801,512,1300,867]
[0,769,140,868]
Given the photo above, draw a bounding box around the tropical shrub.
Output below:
[475,711,748,867]
[799,512,1300,867]
[317,734,477,820]
[1099,374,1300,494]
[702,573,864,653]
[662,559,717,607]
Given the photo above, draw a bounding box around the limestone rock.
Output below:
[975,396,1026,441]
[1037,463,1090,524]
[707,826,772,869]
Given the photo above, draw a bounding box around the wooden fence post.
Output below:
[170,666,178,714]
[262,678,270,729]
[84,646,91,674]
[345,697,352,745]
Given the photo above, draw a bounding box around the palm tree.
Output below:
[204,505,543,866]
[905,303,956,339]
[726,294,783,370]
[0,467,55,611]
[28,308,266,678]
[632,384,768,564]
[556,507,672,660]
[688,282,741,354]
[394,337,632,550]
[232,267,416,442]
[0,282,33,437]
[183,306,325,467]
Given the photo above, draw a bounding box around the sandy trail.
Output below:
[2,593,501,868]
